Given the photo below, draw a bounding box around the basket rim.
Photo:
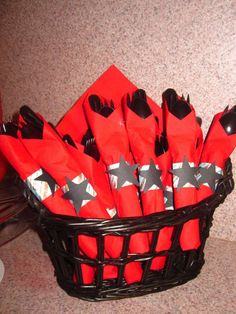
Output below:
[19,159,233,233]
[38,170,233,234]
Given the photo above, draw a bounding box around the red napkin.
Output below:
[163,92,201,250]
[18,113,122,282]
[65,138,145,283]
[123,91,173,270]
[0,133,97,283]
[84,96,149,244]
[57,65,163,141]
[83,94,151,282]
[198,107,236,202]
[20,113,146,283]
[63,139,124,260]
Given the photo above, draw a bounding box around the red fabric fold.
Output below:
[83,94,151,281]
[0,134,96,283]
[164,103,201,251]
[66,139,144,283]
[19,117,121,281]
[123,96,173,270]
[198,111,236,202]
[84,96,149,246]
[57,65,163,140]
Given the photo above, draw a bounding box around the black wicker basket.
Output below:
[22,160,234,301]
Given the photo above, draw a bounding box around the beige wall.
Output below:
[0,0,235,241]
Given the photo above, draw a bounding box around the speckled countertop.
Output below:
[0,1,236,311]
[0,230,235,314]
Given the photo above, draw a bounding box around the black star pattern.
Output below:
[62,177,95,214]
[164,190,173,209]
[198,163,223,191]
[139,160,164,192]
[107,155,139,189]
[169,156,199,190]
[34,170,57,195]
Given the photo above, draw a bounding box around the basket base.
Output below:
[56,255,204,301]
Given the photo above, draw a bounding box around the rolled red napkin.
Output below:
[198,106,236,202]
[18,110,113,219]
[84,95,149,246]
[0,127,96,283]
[62,135,125,256]
[123,90,164,213]
[83,94,150,281]
[63,134,145,283]
[0,125,74,214]
[17,109,122,281]
[123,90,174,211]
[123,90,174,270]
[162,89,201,251]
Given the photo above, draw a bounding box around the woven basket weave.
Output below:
[21,160,234,301]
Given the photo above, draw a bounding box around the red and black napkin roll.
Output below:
[162,89,203,251]
[17,107,124,282]
[0,122,97,284]
[198,106,236,202]
[0,122,75,216]
[83,93,150,281]
[123,90,165,214]
[83,94,149,250]
[123,89,174,270]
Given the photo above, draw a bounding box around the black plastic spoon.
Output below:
[133,89,147,101]
[162,88,178,113]
[220,105,236,135]
[20,106,44,129]
[19,106,44,139]
[128,89,152,119]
